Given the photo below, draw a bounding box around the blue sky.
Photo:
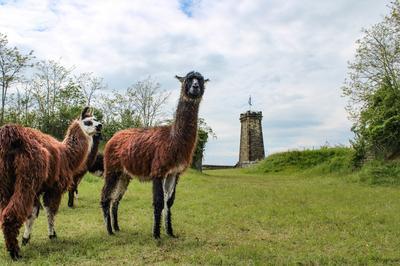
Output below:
[179,0,195,17]
[0,0,390,165]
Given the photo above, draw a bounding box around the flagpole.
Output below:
[248,95,252,111]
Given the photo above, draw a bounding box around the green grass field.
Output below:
[0,167,399,265]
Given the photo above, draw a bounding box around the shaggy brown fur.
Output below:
[101,71,208,238]
[68,132,104,208]
[0,107,101,260]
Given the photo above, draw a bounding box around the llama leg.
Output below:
[43,190,62,239]
[101,171,121,235]
[68,181,78,208]
[1,190,35,260]
[110,176,130,232]
[163,174,179,237]
[67,188,75,208]
[2,209,23,260]
[111,200,120,231]
[22,198,41,245]
[152,178,164,239]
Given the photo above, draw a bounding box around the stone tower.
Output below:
[238,111,265,167]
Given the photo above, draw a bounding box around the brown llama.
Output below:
[101,71,209,238]
[0,107,102,260]
[67,132,104,208]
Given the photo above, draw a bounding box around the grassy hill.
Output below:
[252,147,354,175]
[250,146,400,185]
[0,165,399,264]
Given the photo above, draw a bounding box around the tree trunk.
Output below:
[191,152,203,172]
[1,84,5,125]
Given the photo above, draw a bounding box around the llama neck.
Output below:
[86,135,101,168]
[172,97,200,144]
[62,121,91,172]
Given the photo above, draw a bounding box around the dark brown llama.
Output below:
[67,132,104,208]
[0,107,102,260]
[100,71,209,238]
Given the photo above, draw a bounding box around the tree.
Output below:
[191,118,216,171]
[0,33,34,125]
[30,60,85,138]
[7,83,35,126]
[76,72,105,106]
[97,90,142,141]
[97,77,170,140]
[31,60,72,114]
[129,77,170,127]
[343,1,400,162]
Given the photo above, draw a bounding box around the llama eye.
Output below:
[84,121,93,126]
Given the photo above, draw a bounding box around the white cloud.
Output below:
[0,0,390,164]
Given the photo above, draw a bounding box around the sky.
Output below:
[0,0,391,165]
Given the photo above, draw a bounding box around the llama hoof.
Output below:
[22,236,30,245]
[167,233,177,238]
[113,225,120,232]
[9,249,21,261]
[106,223,114,235]
[49,232,57,240]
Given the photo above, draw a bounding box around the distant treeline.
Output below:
[0,33,214,169]
[0,33,170,140]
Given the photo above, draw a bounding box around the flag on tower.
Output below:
[248,95,252,108]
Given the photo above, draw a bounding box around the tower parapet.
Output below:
[238,111,265,167]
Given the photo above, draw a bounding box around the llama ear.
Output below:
[204,78,210,83]
[81,107,91,119]
[175,75,185,83]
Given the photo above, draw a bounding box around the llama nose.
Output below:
[96,124,102,131]
[189,86,199,95]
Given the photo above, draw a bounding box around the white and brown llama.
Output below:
[101,71,208,238]
[0,107,101,260]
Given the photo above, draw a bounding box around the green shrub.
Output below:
[358,160,400,185]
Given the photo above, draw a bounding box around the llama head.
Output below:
[79,107,102,136]
[175,71,209,100]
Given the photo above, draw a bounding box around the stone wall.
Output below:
[238,111,265,167]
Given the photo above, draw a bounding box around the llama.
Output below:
[100,71,208,238]
[67,132,104,208]
[0,107,101,260]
